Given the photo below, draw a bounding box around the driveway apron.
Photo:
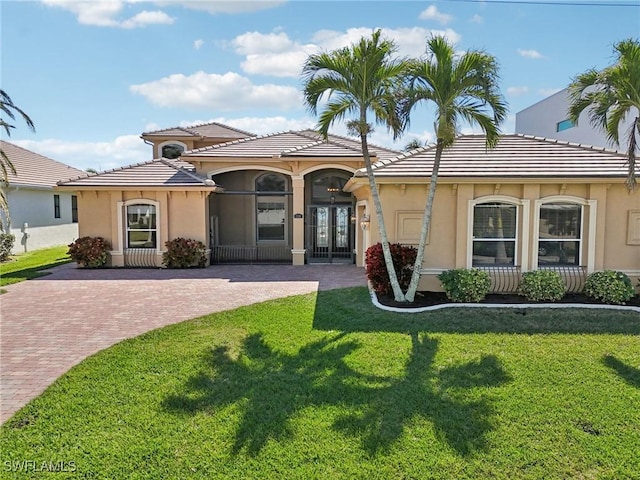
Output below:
[0,263,367,424]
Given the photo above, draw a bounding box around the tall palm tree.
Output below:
[1,89,35,231]
[301,30,409,301]
[401,36,507,302]
[568,38,640,191]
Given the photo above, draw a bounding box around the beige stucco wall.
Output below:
[73,189,210,267]
[352,179,640,291]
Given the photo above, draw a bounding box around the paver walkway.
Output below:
[0,263,367,424]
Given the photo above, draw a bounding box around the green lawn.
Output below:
[0,245,71,287]
[1,287,639,479]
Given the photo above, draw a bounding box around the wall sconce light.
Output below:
[360,214,370,230]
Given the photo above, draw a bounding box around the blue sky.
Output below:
[2,0,639,171]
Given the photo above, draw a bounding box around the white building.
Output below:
[515,88,635,150]
[1,141,85,253]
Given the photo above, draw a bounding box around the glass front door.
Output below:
[307,205,354,263]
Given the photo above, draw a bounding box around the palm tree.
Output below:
[404,138,425,152]
[401,36,507,302]
[1,89,35,230]
[568,38,640,191]
[301,30,409,301]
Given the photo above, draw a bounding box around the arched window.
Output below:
[472,202,518,266]
[537,202,582,266]
[126,203,157,249]
[255,173,287,242]
[161,143,185,159]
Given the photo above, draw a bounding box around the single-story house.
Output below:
[56,123,640,291]
[1,140,85,253]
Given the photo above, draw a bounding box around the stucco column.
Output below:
[455,184,473,268]
[589,184,607,271]
[291,176,305,265]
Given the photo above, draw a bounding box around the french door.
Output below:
[307,205,354,263]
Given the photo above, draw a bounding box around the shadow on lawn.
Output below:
[162,331,510,457]
[603,354,640,389]
[312,288,640,335]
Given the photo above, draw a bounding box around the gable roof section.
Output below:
[183,130,401,160]
[57,158,216,188]
[141,121,255,140]
[1,140,85,188]
[358,134,632,179]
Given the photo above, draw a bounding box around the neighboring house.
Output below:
[56,123,639,291]
[515,88,635,149]
[1,141,85,253]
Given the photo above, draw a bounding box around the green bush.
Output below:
[68,236,110,268]
[584,270,635,305]
[365,242,417,295]
[438,268,491,303]
[162,237,207,268]
[0,233,15,262]
[518,269,566,302]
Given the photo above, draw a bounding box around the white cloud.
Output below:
[419,5,454,25]
[193,39,204,50]
[41,0,283,28]
[517,48,545,59]
[152,1,286,14]
[470,14,483,23]
[181,116,316,136]
[507,86,529,96]
[228,27,463,79]
[13,135,150,171]
[42,0,174,28]
[130,71,302,110]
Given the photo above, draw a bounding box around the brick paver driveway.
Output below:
[0,263,367,424]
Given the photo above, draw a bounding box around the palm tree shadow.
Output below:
[603,354,640,388]
[333,333,511,456]
[162,332,384,456]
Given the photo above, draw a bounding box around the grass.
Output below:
[0,245,71,288]
[1,287,639,479]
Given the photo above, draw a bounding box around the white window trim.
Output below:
[157,140,187,159]
[532,196,596,273]
[115,199,161,255]
[467,196,530,270]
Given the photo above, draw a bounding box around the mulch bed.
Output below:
[376,291,640,309]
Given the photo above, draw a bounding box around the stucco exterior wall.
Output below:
[74,189,209,268]
[9,223,78,254]
[357,180,640,291]
[4,188,75,228]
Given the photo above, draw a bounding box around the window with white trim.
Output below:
[472,202,517,266]
[537,203,582,266]
[126,203,157,248]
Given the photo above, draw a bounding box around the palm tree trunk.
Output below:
[359,132,405,302]
[404,140,444,302]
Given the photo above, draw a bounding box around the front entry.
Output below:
[307,205,354,263]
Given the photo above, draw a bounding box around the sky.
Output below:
[2,0,639,172]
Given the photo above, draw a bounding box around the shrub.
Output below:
[162,237,207,268]
[438,268,491,303]
[365,242,417,295]
[0,233,15,262]
[68,236,110,268]
[518,269,566,302]
[584,270,635,305]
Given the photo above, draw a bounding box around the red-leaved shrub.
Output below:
[162,237,207,268]
[68,236,111,268]
[365,242,417,295]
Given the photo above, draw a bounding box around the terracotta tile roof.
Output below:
[183,130,401,160]
[57,158,216,188]
[1,140,85,188]
[141,121,255,139]
[357,134,633,179]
